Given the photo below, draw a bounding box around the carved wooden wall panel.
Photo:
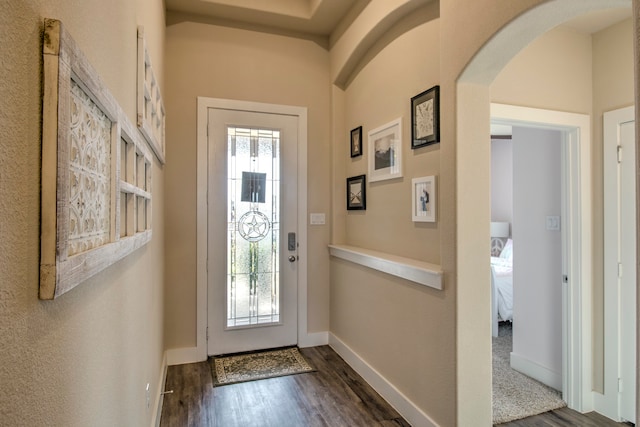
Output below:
[40,19,153,300]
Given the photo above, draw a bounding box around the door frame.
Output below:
[599,104,636,421]
[491,103,592,411]
[195,97,308,360]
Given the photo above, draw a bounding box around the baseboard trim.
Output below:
[299,331,329,348]
[152,352,168,427]
[166,331,328,365]
[329,333,438,427]
[510,352,562,391]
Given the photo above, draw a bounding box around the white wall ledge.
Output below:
[328,244,443,290]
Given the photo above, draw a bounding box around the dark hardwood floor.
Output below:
[496,407,634,427]
[160,345,410,427]
[160,345,634,427]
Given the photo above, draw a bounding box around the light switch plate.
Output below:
[310,213,325,225]
[546,215,560,231]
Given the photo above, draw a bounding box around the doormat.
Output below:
[210,347,315,387]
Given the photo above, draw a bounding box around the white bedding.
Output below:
[491,238,513,337]
[492,257,513,322]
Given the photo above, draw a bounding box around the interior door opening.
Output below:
[490,103,592,414]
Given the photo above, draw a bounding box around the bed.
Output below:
[491,238,513,337]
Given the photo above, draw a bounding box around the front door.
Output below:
[207,107,299,356]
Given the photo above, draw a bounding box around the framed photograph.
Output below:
[411,85,440,148]
[346,175,366,210]
[350,126,363,158]
[412,176,436,222]
[368,118,403,182]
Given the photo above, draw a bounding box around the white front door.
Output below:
[603,105,636,423]
[207,107,299,356]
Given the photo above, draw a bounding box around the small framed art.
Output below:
[411,85,440,148]
[368,118,402,182]
[412,175,436,222]
[350,126,363,158]
[347,174,366,210]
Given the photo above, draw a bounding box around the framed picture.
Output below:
[412,176,436,222]
[368,118,403,182]
[347,175,366,210]
[40,19,153,299]
[411,85,440,148]
[350,126,363,158]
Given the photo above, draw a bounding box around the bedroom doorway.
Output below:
[490,103,592,413]
[456,1,635,425]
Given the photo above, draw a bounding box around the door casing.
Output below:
[600,105,636,422]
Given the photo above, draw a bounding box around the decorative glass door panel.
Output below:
[226,127,281,328]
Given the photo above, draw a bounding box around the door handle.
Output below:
[288,255,297,263]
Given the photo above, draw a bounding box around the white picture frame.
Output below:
[368,118,403,182]
[412,175,436,222]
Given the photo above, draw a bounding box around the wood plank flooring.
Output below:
[496,407,634,426]
[160,345,634,427]
[160,346,410,427]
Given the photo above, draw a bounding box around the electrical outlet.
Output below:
[145,383,150,410]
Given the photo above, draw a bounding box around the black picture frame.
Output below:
[350,126,363,158]
[411,85,440,149]
[346,174,366,210]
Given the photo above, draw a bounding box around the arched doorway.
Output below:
[455,0,636,425]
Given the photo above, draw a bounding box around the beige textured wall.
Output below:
[343,14,441,262]
[0,0,165,426]
[164,22,332,348]
[330,14,454,426]
[491,26,593,113]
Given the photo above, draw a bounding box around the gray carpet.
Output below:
[493,323,566,424]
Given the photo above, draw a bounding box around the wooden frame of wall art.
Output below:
[368,118,403,182]
[350,126,362,157]
[411,85,440,148]
[40,19,153,299]
[137,26,166,164]
[412,175,436,222]
[347,175,366,210]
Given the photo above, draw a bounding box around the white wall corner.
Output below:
[166,346,206,366]
[298,331,329,348]
[329,333,438,427]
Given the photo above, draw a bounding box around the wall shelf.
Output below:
[328,244,443,290]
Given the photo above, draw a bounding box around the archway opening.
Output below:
[455,0,635,424]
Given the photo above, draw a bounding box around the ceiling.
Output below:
[165,0,365,38]
[165,0,632,36]
[164,1,633,60]
[561,6,631,34]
